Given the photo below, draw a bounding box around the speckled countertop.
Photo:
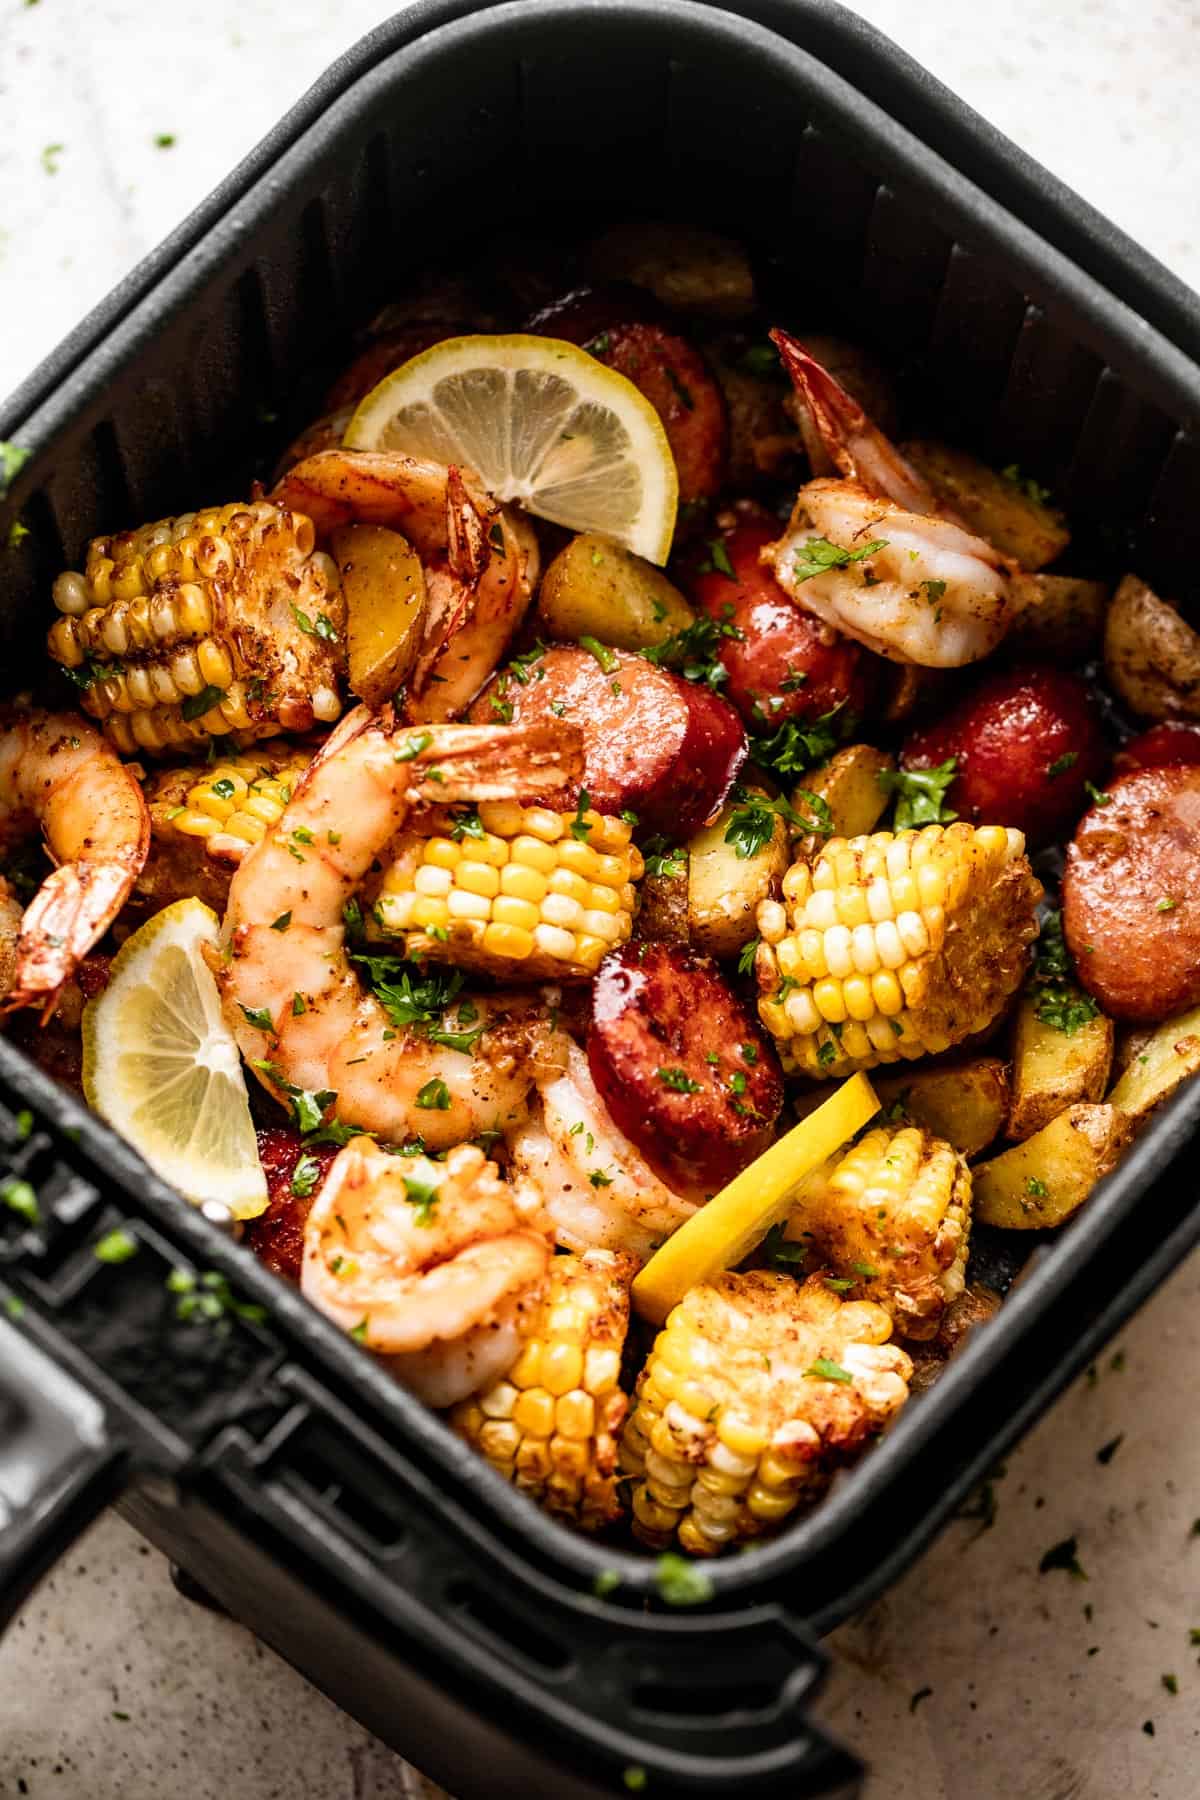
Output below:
[2,3,1200,1797]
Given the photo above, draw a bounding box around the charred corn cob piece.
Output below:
[756,823,1041,1078]
[784,1124,971,1341]
[449,1249,635,1532]
[48,501,345,753]
[620,1270,912,1554]
[135,742,313,914]
[373,801,643,979]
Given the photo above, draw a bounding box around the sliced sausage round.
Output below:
[588,942,783,1197]
[1063,765,1200,1022]
[469,644,746,837]
[1113,721,1200,776]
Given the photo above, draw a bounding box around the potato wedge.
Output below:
[1103,573,1200,722]
[332,523,426,709]
[903,440,1070,570]
[585,222,755,319]
[1007,572,1110,660]
[1007,994,1114,1142]
[687,791,789,958]
[793,744,895,856]
[972,1103,1131,1229]
[537,533,694,651]
[873,1059,1010,1159]
[1107,1003,1200,1123]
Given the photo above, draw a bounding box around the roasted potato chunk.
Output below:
[873,1058,1010,1160]
[1107,1005,1200,1123]
[687,790,789,958]
[537,533,694,651]
[972,1103,1131,1229]
[1103,573,1200,722]
[793,744,895,857]
[902,440,1070,570]
[1007,994,1114,1142]
[1007,572,1110,660]
[332,523,426,709]
[585,222,755,319]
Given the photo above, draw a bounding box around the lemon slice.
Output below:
[631,1073,880,1325]
[82,898,268,1220]
[343,333,679,565]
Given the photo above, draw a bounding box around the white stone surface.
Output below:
[2,2,1199,1797]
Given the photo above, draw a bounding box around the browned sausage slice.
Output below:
[1063,764,1200,1022]
[588,942,783,1196]
[469,645,745,838]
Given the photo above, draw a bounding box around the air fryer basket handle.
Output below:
[0,1317,128,1633]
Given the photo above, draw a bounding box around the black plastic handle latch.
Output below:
[0,1316,128,1632]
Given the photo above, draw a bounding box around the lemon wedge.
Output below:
[632,1073,880,1324]
[82,897,267,1220]
[343,333,679,565]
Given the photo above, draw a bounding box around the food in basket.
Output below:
[7,221,1196,1559]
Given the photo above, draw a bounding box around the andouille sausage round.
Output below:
[1063,764,1200,1022]
[588,942,783,1196]
[469,645,746,838]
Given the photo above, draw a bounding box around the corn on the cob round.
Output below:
[449,1248,635,1532]
[47,501,345,753]
[134,741,315,916]
[785,1123,971,1341]
[755,822,1041,1077]
[619,1270,912,1554]
[372,801,643,980]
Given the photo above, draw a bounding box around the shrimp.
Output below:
[0,707,149,1014]
[302,1136,554,1406]
[218,711,581,1149]
[271,449,539,719]
[766,330,1012,668]
[507,1040,697,1263]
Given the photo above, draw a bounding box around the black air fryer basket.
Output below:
[2,4,1200,1794]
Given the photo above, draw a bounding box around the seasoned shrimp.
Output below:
[766,330,1012,667]
[218,712,581,1149]
[271,449,538,719]
[507,1040,697,1263]
[0,707,149,1014]
[302,1136,553,1406]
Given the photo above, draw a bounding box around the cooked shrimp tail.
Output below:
[770,327,940,515]
[0,708,150,1016]
[219,713,580,1147]
[271,449,538,719]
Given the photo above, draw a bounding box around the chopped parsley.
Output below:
[415,1077,451,1111]
[1046,751,1079,779]
[270,911,291,932]
[723,789,798,859]
[805,1357,853,1383]
[251,1062,335,1134]
[665,366,694,411]
[1095,1435,1124,1466]
[1031,909,1099,1036]
[0,441,31,499]
[507,641,547,684]
[579,635,619,674]
[792,536,888,583]
[593,1568,621,1598]
[350,953,483,1053]
[239,1003,275,1032]
[1026,1176,1049,1199]
[642,837,686,879]
[93,1227,139,1264]
[448,808,486,842]
[654,1552,714,1607]
[700,537,736,580]
[761,1223,808,1269]
[1085,782,1112,806]
[570,790,594,841]
[291,1154,323,1198]
[656,1068,702,1094]
[1002,463,1053,506]
[641,612,742,690]
[0,1178,40,1225]
[403,1168,442,1225]
[749,705,843,781]
[1157,896,1179,913]
[738,937,760,976]
[180,684,226,722]
[167,1269,267,1332]
[878,759,959,830]
[394,731,432,762]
